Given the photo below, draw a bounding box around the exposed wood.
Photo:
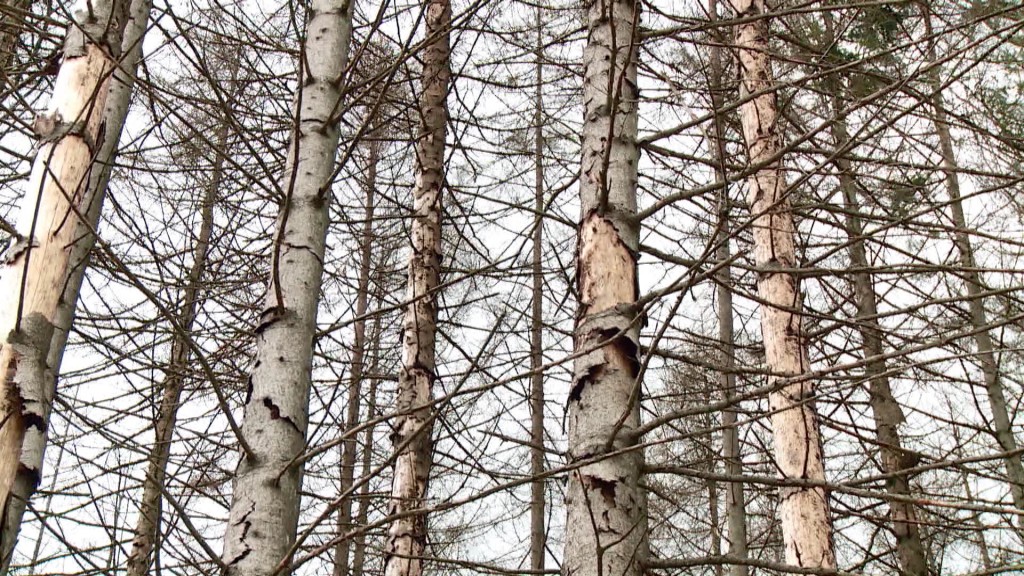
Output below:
[728,0,835,568]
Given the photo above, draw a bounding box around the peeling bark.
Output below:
[565,0,647,575]
[221,2,354,575]
[383,1,449,575]
[727,0,835,569]
[0,1,133,570]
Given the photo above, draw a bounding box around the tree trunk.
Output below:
[530,6,546,572]
[728,0,836,568]
[334,137,380,576]
[0,1,133,570]
[221,1,354,574]
[352,309,383,576]
[564,0,648,574]
[709,0,747,570]
[826,78,929,576]
[383,1,450,575]
[124,106,229,576]
[923,11,1024,522]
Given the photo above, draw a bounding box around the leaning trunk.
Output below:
[564,0,648,575]
[382,1,450,575]
[923,11,1024,522]
[728,0,835,568]
[220,1,354,574]
[0,1,132,569]
[826,80,929,576]
[124,111,228,576]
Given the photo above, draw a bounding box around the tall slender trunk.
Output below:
[529,6,546,572]
[382,1,450,575]
[922,11,1024,522]
[825,67,929,576]
[221,1,354,574]
[124,111,229,576]
[352,309,383,576]
[727,0,835,568]
[335,137,380,576]
[564,0,647,574]
[709,0,747,570]
[0,1,133,570]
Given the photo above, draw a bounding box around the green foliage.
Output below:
[850,5,909,51]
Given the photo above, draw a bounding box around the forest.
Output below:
[1,0,1023,575]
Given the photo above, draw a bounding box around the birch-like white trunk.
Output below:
[221,2,354,574]
[565,0,647,575]
[728,0,835,568]
[0,1,133,569]
[383,1,449,575]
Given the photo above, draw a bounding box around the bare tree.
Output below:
[0,1,133,568]
[727,0,835,568]
[383,0,450,574]
[221,1,355,574]
[564,0,648,574]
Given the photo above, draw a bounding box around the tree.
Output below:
[564,0,648,574]
[220,1,355,574]
[0,0,133,568]
[383,0,450,574]
[728,0,835,568]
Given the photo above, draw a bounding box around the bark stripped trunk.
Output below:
[124,111,229,576]
[0,1,132,570]
[565,0,647,574]
[709,0,747,570]
[221,1,354,574]
[334,137,380,576]
[824,59,929,575]
[923,11,1024,522]
[728,0,835,568]
[530,6,546,572]
[382,1,449,575]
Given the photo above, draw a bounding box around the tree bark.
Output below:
[0,1,133,570]
[124,102,229,576]
[382,1,450,575]
[564,0,648,574]
[334,137,380,576]
[221,1,354,574]
[727,0,836,568]
[923,15,1024,523]
[530,6,546,572]
[709,0,747,570]
[826,79,929,576]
